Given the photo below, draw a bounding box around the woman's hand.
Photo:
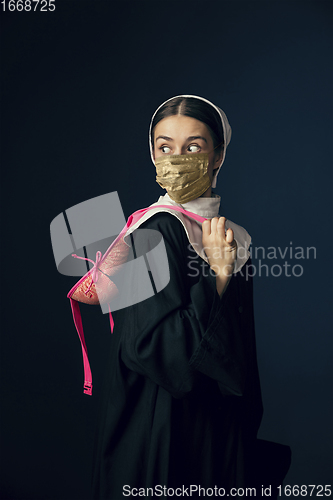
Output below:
[202,217,237,296]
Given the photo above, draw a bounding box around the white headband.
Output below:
[148,94,232,189]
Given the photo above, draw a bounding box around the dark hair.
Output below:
[151,97,224,155]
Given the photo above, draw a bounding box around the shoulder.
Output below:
[135,211,189,254]
[139,211,185,233]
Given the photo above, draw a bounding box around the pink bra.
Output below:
[67,205,208,395]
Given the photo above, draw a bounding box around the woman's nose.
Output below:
[173,147,183,155]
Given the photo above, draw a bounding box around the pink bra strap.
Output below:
[69,299,114,396]
[70,298,93,395]
[70,205,207,395]
[109,303,114,333]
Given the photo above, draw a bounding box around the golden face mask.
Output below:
[155,153,211,204]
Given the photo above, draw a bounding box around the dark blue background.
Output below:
[1,1,332,498]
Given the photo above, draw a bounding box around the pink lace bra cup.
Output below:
[68,205,208,395]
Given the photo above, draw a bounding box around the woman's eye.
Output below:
[161,146,171,154]
[188,144,200,153]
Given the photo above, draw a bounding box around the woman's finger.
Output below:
[210,217,220,235]
[225,227,234,244]
[216,217,226,238]
[202,219,211,236]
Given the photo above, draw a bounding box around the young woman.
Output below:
[91,95,263,499]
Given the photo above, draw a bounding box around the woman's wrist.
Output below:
[214,265,234,297]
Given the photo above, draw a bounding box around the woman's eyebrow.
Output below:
[187,136,208,144]
[155,135,208,143]
[155,135,174,142]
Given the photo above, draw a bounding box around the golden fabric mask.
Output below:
[155,153,211,204]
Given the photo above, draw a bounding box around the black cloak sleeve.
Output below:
[120,211,258,401]
[91,211,263,499]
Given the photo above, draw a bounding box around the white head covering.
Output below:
[148,94,232,189]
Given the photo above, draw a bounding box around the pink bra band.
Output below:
[68,205,207,395]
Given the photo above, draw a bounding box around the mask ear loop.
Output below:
[212,140,224,152]
[210,141,224,192]
[204,140,224,157]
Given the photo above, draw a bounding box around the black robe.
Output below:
[91,211,263,499]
